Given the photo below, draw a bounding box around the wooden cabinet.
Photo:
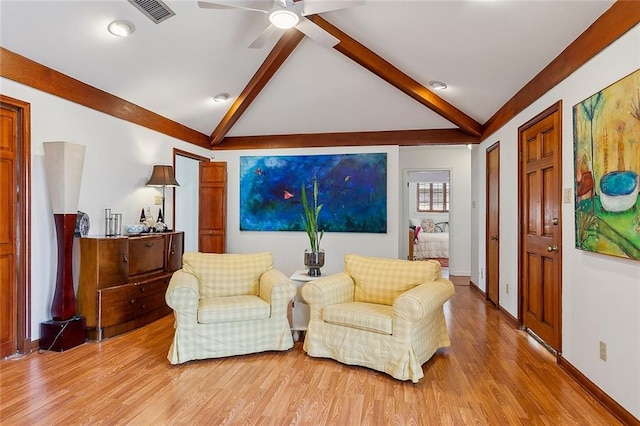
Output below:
[78,232,183,340]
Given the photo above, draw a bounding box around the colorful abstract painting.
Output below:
[240,153,387,233]
[573,68,640,261]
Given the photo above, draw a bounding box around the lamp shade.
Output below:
[43,142,86,214]
[146,165,179,187]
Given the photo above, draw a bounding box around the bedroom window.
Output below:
[417,182,449,212]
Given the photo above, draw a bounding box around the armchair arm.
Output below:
[302,272,355,307]
[393,278,455,322]
[259,269,296,317]
[165,270,199,313]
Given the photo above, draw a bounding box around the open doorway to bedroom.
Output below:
[405,169,451,273]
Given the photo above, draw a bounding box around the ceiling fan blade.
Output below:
[299,0,364,16]
[295,16,339,48]
[197,1,271,13]
[248,23,279,48]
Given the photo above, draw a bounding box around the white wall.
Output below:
[0,78,211,339]
[472,24,640,418]
[399,146,472,276]
[213,146,399,276]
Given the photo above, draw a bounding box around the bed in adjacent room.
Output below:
[409,219,449,266]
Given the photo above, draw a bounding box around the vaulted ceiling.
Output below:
[1,0,637,150]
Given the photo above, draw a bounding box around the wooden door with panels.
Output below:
[199,162,227,253]
[0,96,30,358]
[486,142,500,306]
[519,101,563,353]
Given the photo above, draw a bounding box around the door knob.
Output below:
[552,217,558,225]
[547,245,558,253]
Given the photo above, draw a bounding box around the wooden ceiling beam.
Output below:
[209,30,305,146]
[482,1,640,139]
[215,128,479,150]
[309,15,483,137]
[0,47,211,149]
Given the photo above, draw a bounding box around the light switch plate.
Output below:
[563,188,573,204]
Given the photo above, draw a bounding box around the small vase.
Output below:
[304,249,325,277]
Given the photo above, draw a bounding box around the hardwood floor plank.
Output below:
[0,286,626,425]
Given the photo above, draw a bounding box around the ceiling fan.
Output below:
[197,0,364,48]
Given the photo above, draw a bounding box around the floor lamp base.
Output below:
[39,317,86,352]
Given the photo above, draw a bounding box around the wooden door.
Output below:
[199,162,227,253]
[0,105,18,358]
[486,143,500,306]
[519,102,563,352]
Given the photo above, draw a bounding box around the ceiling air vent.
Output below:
[128,0,175,24]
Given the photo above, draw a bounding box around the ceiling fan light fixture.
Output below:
[107,20,135,37]
[429,80,447,90]
[269,9,299,29]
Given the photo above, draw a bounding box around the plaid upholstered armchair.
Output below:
[302,254,455,382]
[165,252,296,364]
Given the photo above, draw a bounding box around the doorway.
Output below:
[0,95,31,357]
[404,169,452,271]
[518,101,563,353]
[173,149,208,253]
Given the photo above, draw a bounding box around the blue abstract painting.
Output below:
[240,153,387,233]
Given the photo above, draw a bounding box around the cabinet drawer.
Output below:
[136,275,171,316]
[99,285,136,328]
[129,236,165,276]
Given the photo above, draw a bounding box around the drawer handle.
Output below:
[122,253,128,263]
[140,304,146,309]
[145,242,154,248]
[140,287,146,292]
[130,298,135,304]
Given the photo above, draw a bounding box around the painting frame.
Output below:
[572,68,640,261]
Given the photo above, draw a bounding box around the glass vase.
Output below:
[304,249,325,277]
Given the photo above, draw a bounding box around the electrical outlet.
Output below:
[599,341,607,361]
[154,196,163,205]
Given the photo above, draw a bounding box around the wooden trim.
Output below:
[469,280,485,296]
[216,128,479,150]
[0,48,210,148]
[0,94,32,354]
[482,2,640,139]
[497,306,519,329]
[209,30,305,146]
[310,15,483,137]
[558,357,640,426]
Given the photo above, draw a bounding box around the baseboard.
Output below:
[497,306,519,328]
[558,357,639,425]
[469,280,485,296]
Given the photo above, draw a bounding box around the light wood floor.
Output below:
[1,282,621,425]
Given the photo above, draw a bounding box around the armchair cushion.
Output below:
[346,254,442,305]
[198,295,270,324]
[182,251,273,298]
[323,302,393,335]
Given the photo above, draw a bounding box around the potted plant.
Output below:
[301,178,325,276]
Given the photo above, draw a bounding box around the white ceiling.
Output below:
[0,0,615,139]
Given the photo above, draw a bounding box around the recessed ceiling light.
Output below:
[213,93,229,103]
[108,20,135,37]
[429,80,447,91]
[269,9,299,29]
